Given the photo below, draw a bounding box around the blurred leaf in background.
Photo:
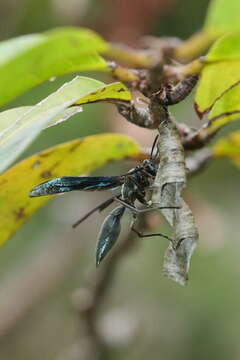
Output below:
[0,133,139,246]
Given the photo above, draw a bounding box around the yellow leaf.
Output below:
[212,131,240,166]
[199,85,240,138]
[76,82,131,104]
[195,61,240,117]
[0,133,140,246]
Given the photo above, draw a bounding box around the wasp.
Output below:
[30,136,177,265]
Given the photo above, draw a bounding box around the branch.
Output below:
[179,120,220,150]
[107,42,204,95]
[186,148,212,176]
[151,75,199,106]
[62,227,139,360]
[106,43,152,68]
[174,31,217,62]
[108,61,140,84]
[117,99,165,129]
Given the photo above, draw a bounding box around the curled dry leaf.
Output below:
[152,116,199,285]
[163,199,198,285]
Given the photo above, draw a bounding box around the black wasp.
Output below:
[30,136,176,265]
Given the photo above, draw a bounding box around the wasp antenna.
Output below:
[154,145,159,160]
[150,134,159,159]
[72,196,116,228]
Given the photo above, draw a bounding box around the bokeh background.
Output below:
[1,0,240,359]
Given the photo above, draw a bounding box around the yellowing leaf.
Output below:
[192,83,240,153]
[0,27,109,107]
[208,83,240,122]
[0,133,140,246]
[0,76,131,173]
[75,82,131,104]
[212,131,240,166]
[195,61,240,117]
[195,33,240,117]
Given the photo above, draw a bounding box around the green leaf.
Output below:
[208,83,240,123]
[204,0,240,36]
[195,61,240,117]
[0,106,82,134]
[206,32,240,61]
[212,131,240,166]
[191,85,240,144]
[0,27,109,107]
[0,76,131,173]
[195,33,240,117]
[0,133,140,246]
[0,34,42,65]
[177,0,240,62]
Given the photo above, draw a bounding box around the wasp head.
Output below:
[142,159,157,176]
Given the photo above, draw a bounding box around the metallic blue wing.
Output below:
[29,176,123,197]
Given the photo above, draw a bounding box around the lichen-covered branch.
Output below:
[117,100,164,129]
[152,75,199,106]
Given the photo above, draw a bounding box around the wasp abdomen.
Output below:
[96,206,125,265]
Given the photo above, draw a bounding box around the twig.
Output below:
[117,101,161,129]
[174,31,217,62]
[108,61,140,84]
[151,75,199,106]
[186,148,212,176]
[64,226,139,360]
[106,43,152,68]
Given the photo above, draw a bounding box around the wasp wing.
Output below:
[29,176,124,197]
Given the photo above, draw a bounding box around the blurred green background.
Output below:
[1,0,240,359]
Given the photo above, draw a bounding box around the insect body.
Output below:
[96,206,125,265]
[30,139,176,264]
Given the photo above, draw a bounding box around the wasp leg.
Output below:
[114,197,179,213]
[131,224,185,250]
[114,197,141,213]
[72,195,119,228]
[130,221,173,243]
